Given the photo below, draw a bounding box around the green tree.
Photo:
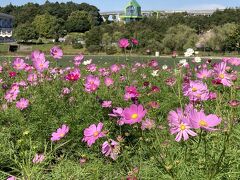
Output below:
[32,13,58,38]
[162,24,198,51]
[66,11,91,33]
[14,23,38,41]
[207,23,238,52]
[85,26,102,50]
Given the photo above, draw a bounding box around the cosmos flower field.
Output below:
[0,41,240,179]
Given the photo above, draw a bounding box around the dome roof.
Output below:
[125,0,141,8]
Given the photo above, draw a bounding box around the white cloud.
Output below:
[180,4,226,10]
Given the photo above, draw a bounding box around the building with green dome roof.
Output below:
[121,0,142,23]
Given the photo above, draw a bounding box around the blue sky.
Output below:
[1,0,240,12]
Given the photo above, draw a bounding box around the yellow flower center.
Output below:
[219,74,225,79]
[192,87,197,92]
[131,113,138,119]
[199,120,208,127]
[60,133,65,137]
[180,124,186,131]
[39,63,43,68]
[93,131,99,137]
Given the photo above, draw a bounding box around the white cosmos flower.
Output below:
[194,57,202,63]
[83,59,92,65]
[151,70,159,77]
[195,51,199,55]
[179,59,189,67]
[162,65,168,70]
[184,48,194,57]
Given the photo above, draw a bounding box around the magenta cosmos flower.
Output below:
[12,57,26,70]
[82,122,106,147]
[118,38,129,48]
[189,110,221,131]
[102,139,120,160]
[51,124,69,142]
[131,38,139,45]
[84,75,100,93]
[16,98,29,110]
[213,62,232,87]
[122,104,147,125]
[65,69,81,82]
[50,46,63,59]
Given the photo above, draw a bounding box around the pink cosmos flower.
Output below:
[27,73,37,83]
[196,69,212,79]
[51,124,69,142]
[7,176,16,180]
[108,107,123,117]
[168,108,197,142]
[141,119,155,130]
[228,100,240,107]
[118,38,129,48]
[102,139,120,160]
[74,54,84,62]
[122,104,147,125]
[183,80,209,101]
[104,77,114,87]
[213,62,232,87]
[148,59,158,67]
[98,68,110,76]
[74,54,84,66]
[31,50,45,62]
[32,153,45,164]
[33,59,49,72]
[62,87,71,95]
[165,77,176,86]
[102,101,112,108]
[13,57,26,70]
[84,75,100,93]
[5,92,18,102]
[208,92,217,100]
[189,111,221,131]
[16,98,29,110]
[82,122,106,147]
[87,64,97,72]
[124,86,139,101]
[110,64,120,73]
[224,57,240,66]
[50,46,63,59]
[171,119,197,142]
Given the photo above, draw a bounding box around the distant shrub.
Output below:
[105,45,117,55]
[87,45,101,53]
[72,43,83,49]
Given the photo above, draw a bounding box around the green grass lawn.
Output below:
[0,54,221,67]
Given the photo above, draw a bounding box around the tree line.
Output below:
[1,1,240,54]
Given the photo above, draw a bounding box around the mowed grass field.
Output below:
[0,55,222,67]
